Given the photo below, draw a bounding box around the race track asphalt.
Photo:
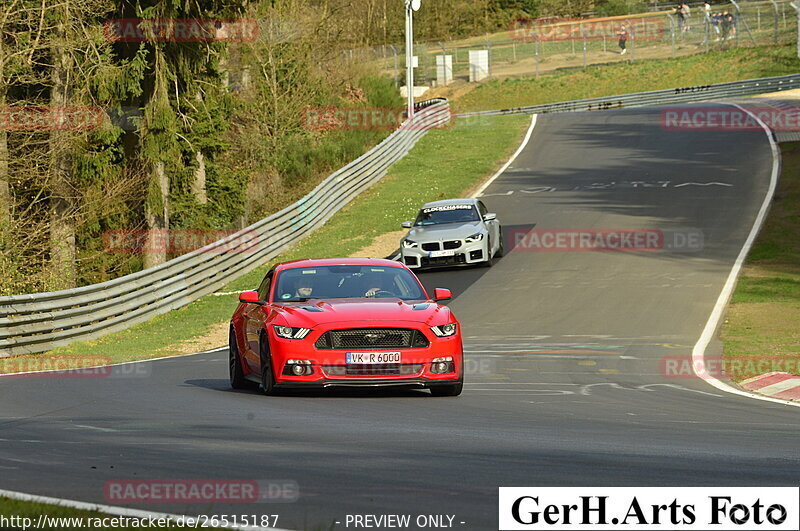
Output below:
[1,104,798,530]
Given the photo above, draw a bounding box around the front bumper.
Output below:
[400,239,487,269]
[268,322,463,386]
[275,377,461,390]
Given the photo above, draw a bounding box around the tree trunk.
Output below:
[191,91,207,205]
[0,87,9,228]
[192,151,207,204]
[0,29,10,227]
[143,160,168,268]
[48,11,76,289]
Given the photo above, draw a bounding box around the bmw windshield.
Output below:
[274,265,427,302]
[414,204,480,226]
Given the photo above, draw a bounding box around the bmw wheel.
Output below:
[482,239,494,267]
[496,228,504,257]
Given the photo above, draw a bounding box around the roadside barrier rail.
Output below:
[456,73,800,117]
[0,99,451,357]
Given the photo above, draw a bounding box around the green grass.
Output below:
[0,497,195,529]
[721,142,800,381]
[454,44,800,113]
[8,113,529,369]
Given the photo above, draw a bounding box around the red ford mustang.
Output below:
[229,258,463,396]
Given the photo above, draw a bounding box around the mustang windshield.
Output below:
[414,204,479,226]
[274,265,427,302]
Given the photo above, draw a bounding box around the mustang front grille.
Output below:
[315,328,429,349]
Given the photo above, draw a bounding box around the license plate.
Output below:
[346,352,402,364]
[429,250,455,258]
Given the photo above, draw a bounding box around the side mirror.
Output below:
[433,288,452,301]
[239,290,263,304]
[401,221,413,229]
[483,213,497,221]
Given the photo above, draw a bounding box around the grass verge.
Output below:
[453,44,800,113]
[721,142,800,381]
[0,113,530,371]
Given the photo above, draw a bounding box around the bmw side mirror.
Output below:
[401,221,413,229]
[433,288,452,302]
[483,213,497,221]
[239,291,264,305]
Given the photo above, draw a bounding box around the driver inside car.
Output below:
[293,277,315,299]
[363,274,392,298]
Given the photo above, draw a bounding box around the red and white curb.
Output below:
[740,372,800,402]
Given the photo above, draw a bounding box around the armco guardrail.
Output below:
[0,99,451,357]
[457,74,800,117]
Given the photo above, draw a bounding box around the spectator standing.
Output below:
[682,2,692,32]
[617,25,628,55]
[712,12,722,40]
[676,3,686,33]
[721,11,732,41]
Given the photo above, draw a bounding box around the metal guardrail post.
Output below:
[770,0,780,43]
[389,45,399,87]
[581,23,587,68]
[667,14,676,57]
[486,35,492,80]
[730,0,757,45]
[792,2,800,58]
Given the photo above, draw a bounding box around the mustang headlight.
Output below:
[465,233,484,243]
[403,239,418,248]
[273,325,311,339]
[431,323,458,337]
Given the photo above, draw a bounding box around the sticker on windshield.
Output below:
[422,204,473,214]
[301,270,316,275]
[281,293,291,299]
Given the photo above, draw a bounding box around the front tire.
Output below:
[430,381,463,397]
[259,334,278,396]
[495,228,504,257]
[229,327,248,390]
[482,240,495,268]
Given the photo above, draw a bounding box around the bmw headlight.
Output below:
[465,233,484,243]
[402,239,418,249]
[431,323,458,337]
[273,325,311,339]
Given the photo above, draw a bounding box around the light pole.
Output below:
[405,0,420,119]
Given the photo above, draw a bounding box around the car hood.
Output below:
[275,299,453,327]
[404,222,485,241]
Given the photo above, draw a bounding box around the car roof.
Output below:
[420,198,478,209]
[274,258,406,272]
